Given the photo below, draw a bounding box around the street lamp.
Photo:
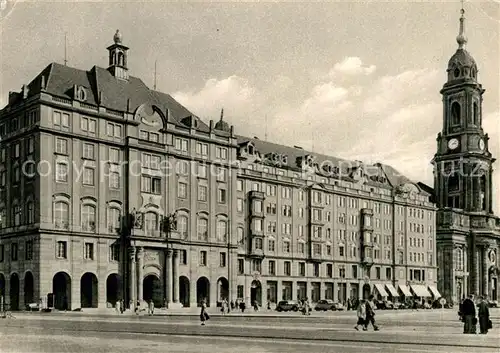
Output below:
[161,211,177,309]
[161,211,178,237]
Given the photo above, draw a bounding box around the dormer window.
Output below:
[247,143,255,155]
[77,86,87,101]
[281,155,288,164]
[454,67,460,78]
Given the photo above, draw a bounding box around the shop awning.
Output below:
[427,285,441,298]
[374,283,389,297]
[410,284,431,297]
[385,283,399,297]
[398,284,412,297]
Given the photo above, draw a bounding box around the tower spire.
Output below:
[220,108,224,121]
[457,1,468,49]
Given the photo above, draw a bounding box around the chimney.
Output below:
[22,85,29,99]
[41,76,46,90]
[209,120,214,131]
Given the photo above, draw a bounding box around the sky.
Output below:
[0,0,499,212]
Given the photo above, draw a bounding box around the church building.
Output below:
[433,8,500,303]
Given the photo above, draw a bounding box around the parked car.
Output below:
[332,302,344,311]
[276,300,299,312]
[314,299,336,311]
[375,300,394,310]
[392,302,405,310]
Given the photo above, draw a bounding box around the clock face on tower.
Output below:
[479,138,485,151]
[448,138,459,150]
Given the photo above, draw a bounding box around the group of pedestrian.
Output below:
[458,295,491,334]
[354,295,379,331]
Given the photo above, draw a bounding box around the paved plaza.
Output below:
[0,308,498,352]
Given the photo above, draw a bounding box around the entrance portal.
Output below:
[24,271,34,306]
[179,276,190,307]
[143,274,162,307]
[250,280,262,306]
[217,277,229,304]
[106,274,121,306]
[9,273,20,311]
[80,272,98,308]
[196,277,210,307]
[0,273,5,298]
[53,272,71,310]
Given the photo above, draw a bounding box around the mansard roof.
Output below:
[235,135,425,194]
[11,62,198,128]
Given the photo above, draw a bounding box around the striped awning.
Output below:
[385,283,399,297]
[427,285,441,298]
[398,284,412,297]
[374,283,389,297]
[410,284,431,297]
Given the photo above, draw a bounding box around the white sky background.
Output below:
[0,0,499,212]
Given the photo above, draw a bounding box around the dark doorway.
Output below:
[362,283,371,300]
[250,280,262,306]
[196,277,210,307]
[143,274,162,307]
[106,274,121,306]
[0,273,5,298]
[24,271,34,307]
[80,272,98,308]
[217,277,229,304]
[53,272,71,310]
[179,276,190,307]
[9,273,20,311]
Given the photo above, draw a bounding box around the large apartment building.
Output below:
[0,30,438,311]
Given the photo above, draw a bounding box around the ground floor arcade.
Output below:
[236,276,441,306]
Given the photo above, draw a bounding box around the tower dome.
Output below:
[446,7,478,83]
[214,108,231,132]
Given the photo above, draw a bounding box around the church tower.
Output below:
[107,29,129,80]
[434,6,499,304]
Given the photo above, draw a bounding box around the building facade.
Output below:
[0,30,438,311]
[433,9,500,304]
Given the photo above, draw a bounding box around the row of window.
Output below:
[174,137,229,161]
[0,241,33,262]
[0,109,39,137]
[0,137,35,162]
[0,202,35,228]
[55,139,121,164]
[52,110,123,139]
[53,201,230,241]
[237,259,396,281]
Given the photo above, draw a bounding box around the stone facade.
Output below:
[0,31,438,311]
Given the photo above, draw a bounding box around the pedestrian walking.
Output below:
[120,299,125,314]
[354,299,367,331]
[200,299,210,326]
[221,299,227,315]
[477,296,490,334]
[115,300,121,314]
[461,294,476,334]
[148,299,154,316]
[302,298,311,315]
[364,295,379,331]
